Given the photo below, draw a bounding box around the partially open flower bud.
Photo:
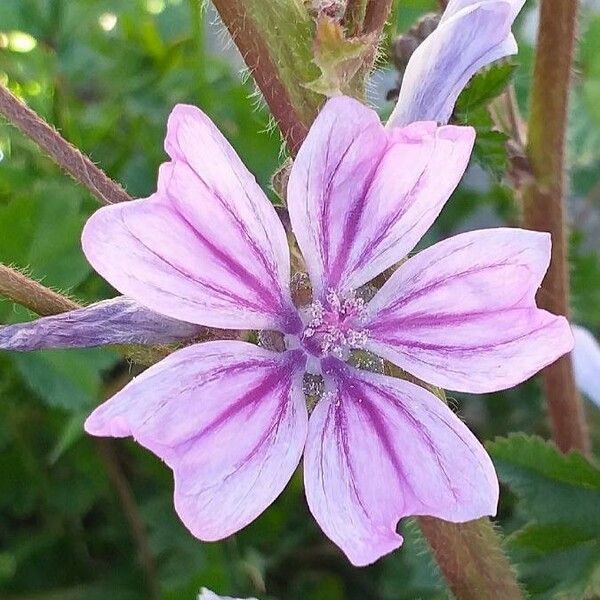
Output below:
[388,13,441,100]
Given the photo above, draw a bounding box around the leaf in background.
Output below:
[0,185,90,291]
[10,348,119,412]
[457,107,509,180]
[487,434,600,599]
[453,62,516,180]
[455,62,517,116]
[48,411,87,464]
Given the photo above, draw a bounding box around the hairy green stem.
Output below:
[0,84,131,205]
[419,518,523,600]
[362,0,394,35]
[211,0,322,154]
[521,0,590,454]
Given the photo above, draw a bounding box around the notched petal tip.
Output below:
[347,532,405,568]
[165,103,207,160]
[305,367,498,566]
[84,410,131,438]
[437,123,476,145]
[84,341,308,542]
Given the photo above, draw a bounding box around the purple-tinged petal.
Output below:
[364,228,574,393]
[198,589,257,600]
[287,96,474,296]
[388,0,525,127]
[304,363,498,566]
[572,325,600,408]
[86,341,307,540]
[0,296,203,351]
[82,104,300,333]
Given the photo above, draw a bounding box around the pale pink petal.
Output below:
[0,296,202,350]
[86,341,307,540]
[364,228,574,393]
[287,96,474,295]
[388,0,525,127]
[304,363,498,566]
[82,104,299,333]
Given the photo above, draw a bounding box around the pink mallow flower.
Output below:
[2,95,571,567]
[75,96,573,566]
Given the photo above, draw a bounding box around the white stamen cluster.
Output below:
[303,289,369,359]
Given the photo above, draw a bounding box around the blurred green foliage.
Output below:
[488,435,600,599]
[0,0,599,599]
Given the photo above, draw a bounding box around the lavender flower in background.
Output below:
[47,96,571,567]
[198,588,257,600]
[388,0,526,127]
[572,325,600,408]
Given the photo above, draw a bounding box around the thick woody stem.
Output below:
[521,0,590,454]
[0,84,131,205]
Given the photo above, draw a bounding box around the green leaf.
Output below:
[455,61,517,116]
[305,17,372,97]
[0,189,90,291]
[456,107,508,179]
[453,63,516,180]
[10,348,119,412]
[487,434,600,599]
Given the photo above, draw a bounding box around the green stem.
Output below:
[0,263,169,367]
[419,518,523,600]
[211,0,323,155]
[0,84,131,205]
[521,0,590,455]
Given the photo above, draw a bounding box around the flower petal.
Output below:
[287,96,474,295]
[199,589,257,600]
[364,228,574,393]
[82,104,299,333]
[86,341,308,540]
[304,364,498,566]
[0,296,203,351]
[572,325,600,408]
[388,0,525,127]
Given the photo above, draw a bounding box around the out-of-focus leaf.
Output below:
[48,411,86,464]
[10,348,119,412]
[0,190,90,290]
[488,434,600,599]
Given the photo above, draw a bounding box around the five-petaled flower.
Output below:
[73,96,572,566]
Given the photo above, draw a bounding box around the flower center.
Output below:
[301,289,368,359]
